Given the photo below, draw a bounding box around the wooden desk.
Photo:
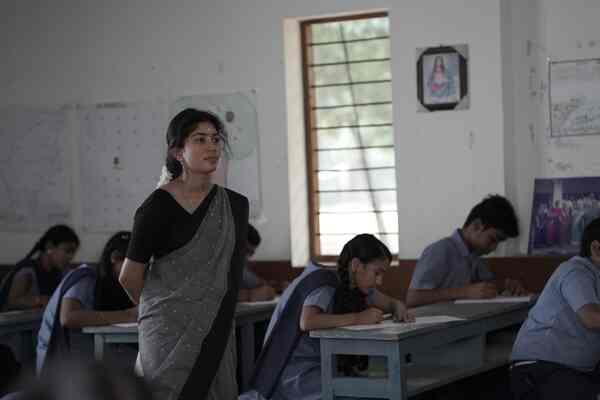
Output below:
[0,309,43,361]
[310,300,533,399]
[82,300,277,391]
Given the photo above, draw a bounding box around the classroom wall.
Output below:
[392,1,506,256]
[501,0,545,254]
[1,0,598,263]
[538,0,600,179]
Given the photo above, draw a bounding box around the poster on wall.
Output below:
[416,44,469,112]
[550,58,600,137]
[529,176,600,255]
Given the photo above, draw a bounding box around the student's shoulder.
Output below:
[557,256,597,281]
[420,236,455,259]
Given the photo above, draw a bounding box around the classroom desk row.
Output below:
[0,300,278,392]
[82,300,277,391]
[312,300,533,399]
[0,298,534,399]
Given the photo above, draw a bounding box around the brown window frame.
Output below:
[300,12,394,262]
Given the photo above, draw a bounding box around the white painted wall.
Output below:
[500,0,545,254]
[393,1,506,257]
[4,0,595,263]
[538,0,600,180]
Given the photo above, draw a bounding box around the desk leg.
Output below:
[20,331,34,363]
[387,344,406,400]
[94,334,105,361]
[320,339,336,400]
[239,323,255,392]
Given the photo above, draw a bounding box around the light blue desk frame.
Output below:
[82,301,277,391]
[311,301,532,399]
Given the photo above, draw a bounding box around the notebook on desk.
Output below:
[341,315,464,331]
[454,295,533,304]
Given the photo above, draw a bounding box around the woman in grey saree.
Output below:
[119,109,249,400]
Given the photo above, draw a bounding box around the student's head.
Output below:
[19,359,152,400]
[164,108,228,180]
[99,231,131,279]
[94,232,133,311]
[23,225,79,269]
[246,224,261,259]
[580,217,600,264]
[337,234,392,294]
[462,195,519,255]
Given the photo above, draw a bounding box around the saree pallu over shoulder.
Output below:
[138,185,237,400]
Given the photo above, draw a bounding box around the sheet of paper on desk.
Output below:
[238,296,280,306]
[454,295,532,304]
[113,322,138,328]
[341,315,465,331]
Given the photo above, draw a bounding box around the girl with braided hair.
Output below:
[243,234,413,400]
[36,231,137,373]
[0,225,79,311]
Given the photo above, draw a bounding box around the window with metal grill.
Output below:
[301,12,398,258]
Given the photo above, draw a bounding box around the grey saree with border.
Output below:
[138,185,243,400]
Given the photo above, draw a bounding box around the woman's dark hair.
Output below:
[94,231,133,311]
[19,225,79,265]
[463,194,519,238]
[165,108,229,180]
[247,224,261,247]
[332,234,392,375]
[580,217,600,258]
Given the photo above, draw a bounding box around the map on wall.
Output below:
[0,106,72,231]
[77,102,169,232]
[171,91,262,219]
[550,58,600,137]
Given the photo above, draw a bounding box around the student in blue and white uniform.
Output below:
[242,234,413,400]
[510,217,600,400]
[36,231,137,374]
[0,225,79,311]
[238,224,277,302]
[407,194,526,307]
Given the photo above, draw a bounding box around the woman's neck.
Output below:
[179,171,212,194]
[37,253,52,272]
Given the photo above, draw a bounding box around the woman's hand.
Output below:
[393,301,415,322]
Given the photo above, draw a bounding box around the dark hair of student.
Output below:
[580,217,600,258]
[463,194,519,238]
[18,225,80,265]
[18,359,153,400]
[247,224,261,247]
[0,344,21,397]
[164,108,229,180]
[332,234,392,375]
[94,231,133,311]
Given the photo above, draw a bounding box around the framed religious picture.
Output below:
[416,45,469,112]
[528,176,600,255]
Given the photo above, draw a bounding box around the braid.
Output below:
[330,234,392,375]
[17,225,79,266]
[17,237,45,266]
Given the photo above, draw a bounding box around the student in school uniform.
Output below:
[242,234,413,400]
[36,231,137,374]
[238,224,277,302]
[0,225,80,311]
[406,194,525,307]
[510,217,600,400]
